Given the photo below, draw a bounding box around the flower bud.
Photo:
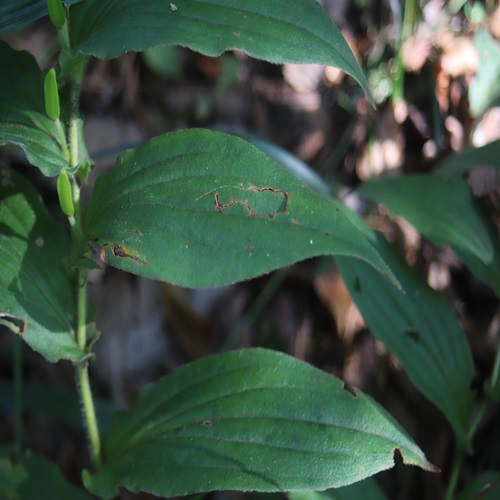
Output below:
[46,0,66,30]
[57,169,75,216]
[44,68,60,121]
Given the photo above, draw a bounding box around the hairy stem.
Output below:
[77,362,102,468]
[61,30,102,467]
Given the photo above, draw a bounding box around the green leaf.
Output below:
[83,129,398,288]
[0,448,27,499]
[452,239,500,299]
[0,0,80,35]
[0,41,69,177]
[289,476,386,500]
[469,29,500,117]
[68,0,372,102]
[457,471,500,500]
[0,170,83,362]
[0,447,91,500]
[436,140,500,178]
[337,230,475,451]
[83,348,434,498]
[358,174,494,264]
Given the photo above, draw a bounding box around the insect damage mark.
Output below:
[198,184,289,218]
[99,243,148,266]
[0,313,28,336]
[124,229,144,236]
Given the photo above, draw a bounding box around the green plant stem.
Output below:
[445,451,463,500]
[13,333,23,451]
[445,398,491,500]
[61,35,102,467]
[77,362,102,468]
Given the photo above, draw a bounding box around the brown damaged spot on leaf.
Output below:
[197,184,289,218]
[0,313,28,336]
[99,243,148,266]
[124,229,144,236]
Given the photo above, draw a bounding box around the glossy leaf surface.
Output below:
[83,129,397,288]
[0,41,69,177]
[358,174,494,264]
[337,230,475,451]
[83,348,434,498]
[0,170,82,362]
[68,0,372,101]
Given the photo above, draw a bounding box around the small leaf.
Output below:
[83,348,434,498]
[0,41,69,177]
[337,230,475,451]
[83,129,398,288]
[358,174,494,264]
[68,0,372,102]
[0,170,83,362]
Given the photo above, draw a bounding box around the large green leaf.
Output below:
[68,0,372,101]
[0,447,91,500]
[0,0,81,35]
[358,174,494,264]
[0,170,83,362]
[83,129,398,288]
[83,348,434,498]
[0,41,69,177]
[337,230,475,451]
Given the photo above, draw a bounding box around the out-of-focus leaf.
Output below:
[142,45,183,80]
[0,381,116,434]
[83,129,399,288]
[0,0,80,35]
[436,140,500,178]
[452,240,500,298]
[337,230,475,451]
[68,0,372,102]
[83,348,435,498]
[457,471,500,500]
[469,29,500,118]
[248,136,332,196]
[289,476,386,500]
[0,41,69,177]
[0,170,83,362]
[0,447,91,500]
[358,174,494,264]
[0,448,27,499]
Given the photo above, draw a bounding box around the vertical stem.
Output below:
[444,451,463,500]
[77,363,102,468]
[61,39,102,467]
